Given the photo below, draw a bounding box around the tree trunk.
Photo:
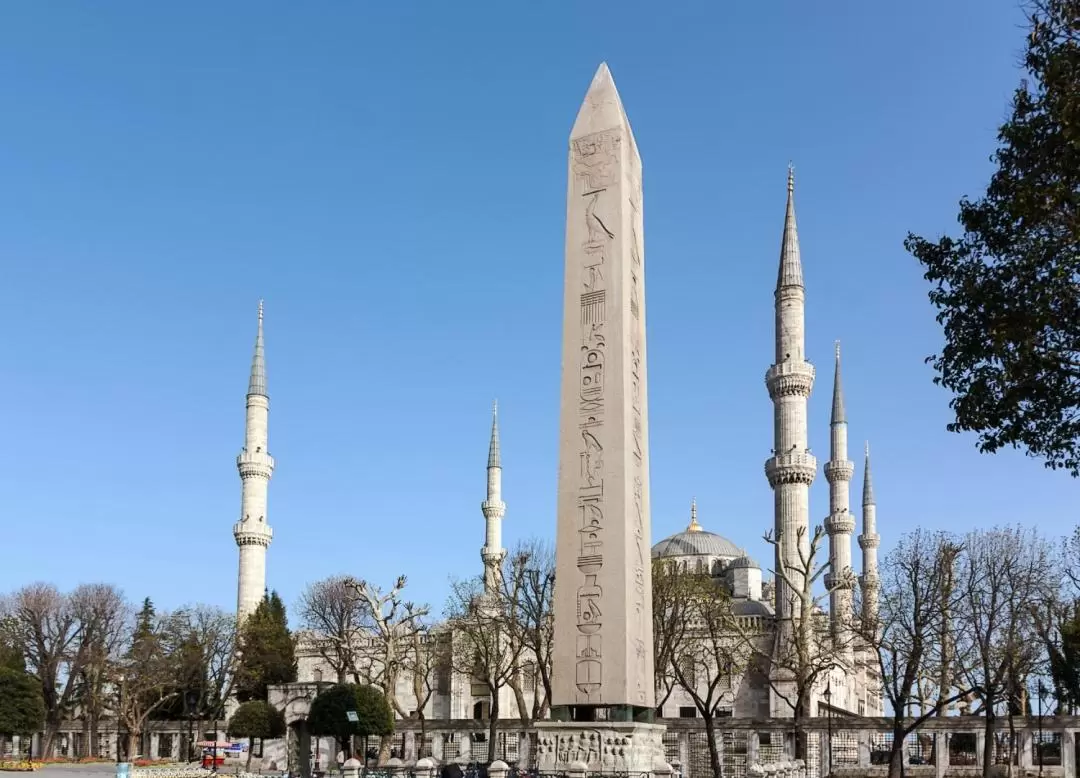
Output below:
[983,710,995,778]
[887,721,907,778]
[702,713,723,778]
[488,689,500,765]
[418,713,427,759]
[247,737,254,770]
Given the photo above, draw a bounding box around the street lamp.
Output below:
[185,691,198,763]
[115,674,127,778]
[1036,679,1047,778]
[823,681,833,778]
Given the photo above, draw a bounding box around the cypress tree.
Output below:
[235,591,297,702]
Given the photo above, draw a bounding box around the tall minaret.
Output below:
[234,301,275,622]
[481,401,506,593]
[824,342,855,654]
[859,442,880,623]
[765,167,816,621]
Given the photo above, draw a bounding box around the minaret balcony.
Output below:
[237,450,275,479]
[825,512,856,535]
[765,361,815,399]
[764,452,817,486]
[233,521,273,547]
[858,534,880,550]
[859,572,880,588]
[481,499,506,519]
[824,571,855,590]
[823,460,854,482]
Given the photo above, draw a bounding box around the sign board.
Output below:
[346,711,359,723]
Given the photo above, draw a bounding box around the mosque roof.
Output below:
[651,500,743,559]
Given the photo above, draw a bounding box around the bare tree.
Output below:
[856,529,975,778]
[403,625,450,758]
[115,599,180,758]
[651,559,690,711]
[296,576,366,684]
[655,562,744,778]
[735,526,852,760]
[2,583,131,756]
[162,605,237,726]
[956,526,1054,776]
[348,575,428,762]
[444,576,525,764]
[70,585,129,758]
[497,540,555,726]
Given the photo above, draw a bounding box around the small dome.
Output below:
[729,554,760,570]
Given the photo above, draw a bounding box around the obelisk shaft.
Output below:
[551,63,655,714]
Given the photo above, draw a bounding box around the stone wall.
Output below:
[30,715,1080,778]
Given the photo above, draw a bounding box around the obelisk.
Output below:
[537,62,664,775]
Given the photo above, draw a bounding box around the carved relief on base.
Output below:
[535,725,666,774]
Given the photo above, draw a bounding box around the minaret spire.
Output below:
[777,164,804,291]
[481,401,506,593]
[824,341,855,659]
[234,301,275,622]
[765,167,816,626]
[248,300,267,397]
[859,441,880,624]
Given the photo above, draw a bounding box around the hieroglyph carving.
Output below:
[628,173,648,706]
[571,130,621,704]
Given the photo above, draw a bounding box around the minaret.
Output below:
[481,401,506,593]
[764,167,816,621]
[859,442,880,623]
[824,342,855,655]
[234,301,275,622]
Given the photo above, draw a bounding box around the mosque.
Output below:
[233,166,884,747]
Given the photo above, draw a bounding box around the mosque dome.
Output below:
[651,499,742,559]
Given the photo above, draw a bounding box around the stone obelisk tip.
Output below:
[571,62,634,144]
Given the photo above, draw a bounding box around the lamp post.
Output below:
[824,681,833,778]
[185,691,198,763]
[1037,679,1047,778]
[115,674,127,778]
[211,717,218,774]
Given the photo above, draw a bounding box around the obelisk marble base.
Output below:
[534,721,667,774]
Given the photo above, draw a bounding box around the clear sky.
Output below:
[0,1,1066,621]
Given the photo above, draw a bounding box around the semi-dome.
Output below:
[651,499,742,559]
[729,554,760,570]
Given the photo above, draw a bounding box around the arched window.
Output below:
[695,559,704,573]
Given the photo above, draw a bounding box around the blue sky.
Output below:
[0,1,1065,621]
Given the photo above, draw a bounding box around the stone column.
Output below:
[341,757,361,778]
[934,732,947,778]
[1063,730,1075,778]
[856,729,870,768]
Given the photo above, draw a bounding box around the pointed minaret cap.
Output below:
[487,400,501,469]
[571,62,638,153]
[863,441,875,506]
[687,497,702,532]
[831,340,846,424]
[777,164,804,291]
[247,300,267,397]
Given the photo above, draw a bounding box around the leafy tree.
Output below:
[0,634,24,672]
[307,683,393,759]
[228,700,286,769]
[905,0,1080,475]
[0,667,45,738]
[235,591,297,702]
